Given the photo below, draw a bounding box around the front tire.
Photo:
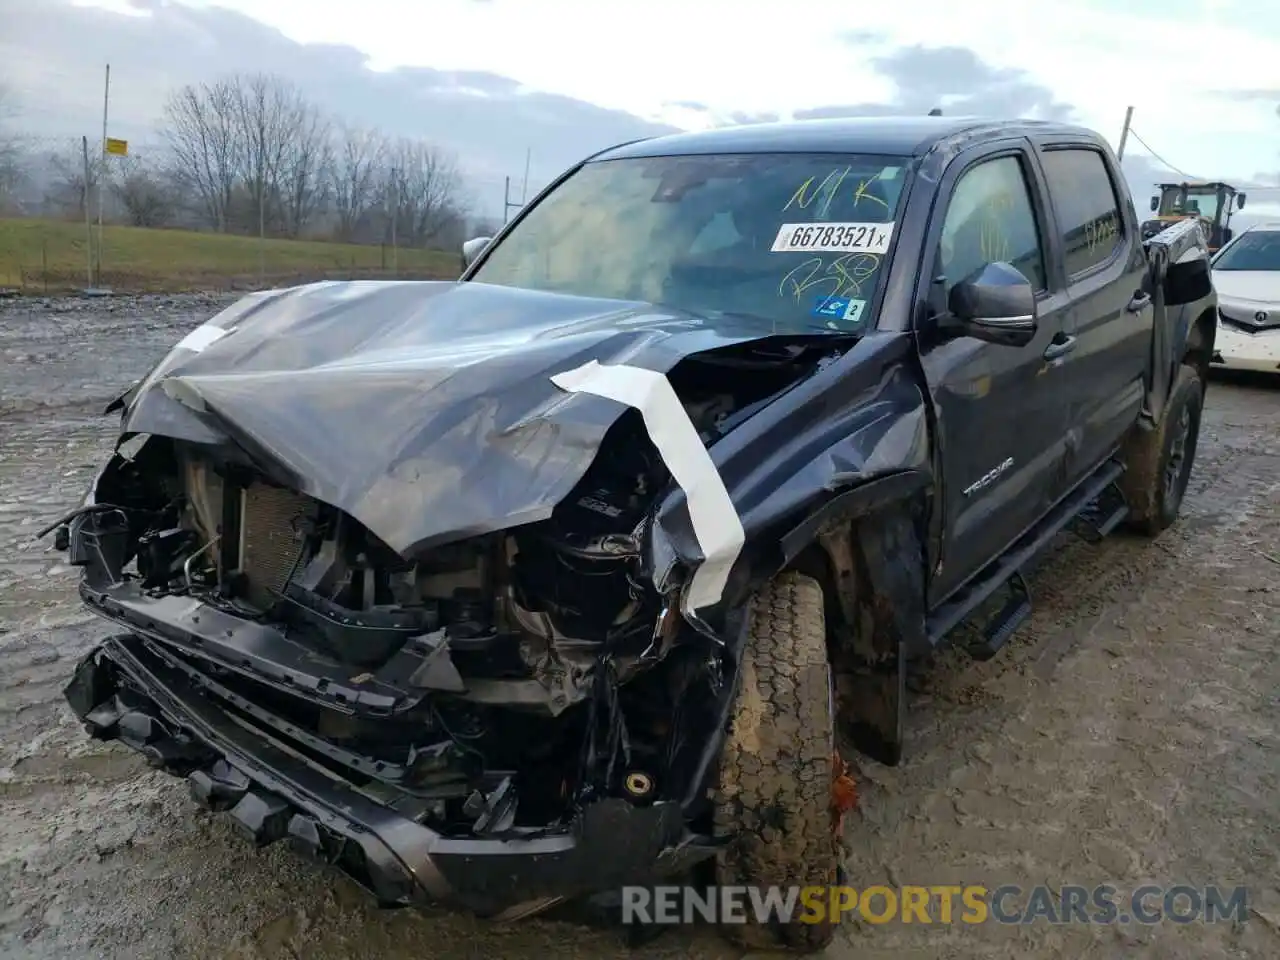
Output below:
[712,571,843,952]
[1118,363,1203,535]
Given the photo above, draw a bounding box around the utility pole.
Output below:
[257,178,265,286]
[389,166,398,274]
[503,176,524,224]
[81,136,93,289]
[97,64,110,284]
[520,147,531,203]
[1117,105,1134,161]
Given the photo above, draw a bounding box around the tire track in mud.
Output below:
[1,297,1278,960]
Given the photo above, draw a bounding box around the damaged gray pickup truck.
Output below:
[53,116,1215,952]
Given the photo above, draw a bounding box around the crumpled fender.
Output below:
[645,331,932,622]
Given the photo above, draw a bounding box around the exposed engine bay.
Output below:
[68,340,835,840]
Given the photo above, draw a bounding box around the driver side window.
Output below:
[939,155,1047,296]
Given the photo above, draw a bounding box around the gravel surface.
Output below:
[1,293,1277,960]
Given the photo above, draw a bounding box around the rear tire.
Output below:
[712,571,841,953]
[1118,363,1203,535]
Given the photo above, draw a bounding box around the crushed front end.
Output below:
[58,398,768,915]
[47,274,879,916]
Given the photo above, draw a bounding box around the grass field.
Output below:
[0,217,459,293]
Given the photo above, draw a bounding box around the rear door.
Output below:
[917,140,1074,605]
[1032,140,1150,488]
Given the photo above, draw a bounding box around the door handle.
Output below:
[1126,292,1152,313]
[1043,334,1077,361]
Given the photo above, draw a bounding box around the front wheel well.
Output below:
[783,500,928,766]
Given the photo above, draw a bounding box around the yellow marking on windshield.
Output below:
[783,166,852,219]
[853,175,891,214]
[778,253,880,301]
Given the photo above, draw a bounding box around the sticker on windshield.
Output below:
[812,296,866,326]
[772,222,894,255]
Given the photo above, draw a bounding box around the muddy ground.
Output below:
[0,294,1277,960]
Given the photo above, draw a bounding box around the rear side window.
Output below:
[1041,148,1124,276]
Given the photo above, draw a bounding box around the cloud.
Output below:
[0,0,677,204]
[792,40,1191,200]
[728,110,782,126]
[0,0,1230,212]
[667,100,710,113]
[1212,88,1280,102]
[800,43,1074,121]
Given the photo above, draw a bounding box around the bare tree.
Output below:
[162,80,239,230]
[229,73,295,234]
[154,71,473,249]
[275,90,332,237]
[0,82,24,208]
[161,74,333,237]
[329,124,387,241]
[111,154,174,227]
[385,138,467,247]
[41,141,99,220]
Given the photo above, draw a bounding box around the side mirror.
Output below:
[1149,196,1160,212]
[942,262,1038,347]
[1236,192,1247,209]
[461,236,493,271]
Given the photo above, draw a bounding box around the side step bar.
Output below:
[967,570,1031,661]
[927,458,1127,654]
[1069,477,1130,543]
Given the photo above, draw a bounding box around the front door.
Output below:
[918,145,1073,606]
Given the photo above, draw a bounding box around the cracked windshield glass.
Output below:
[470,153,907,333]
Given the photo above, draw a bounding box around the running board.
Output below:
[968,570,1031,661]
[927,459,1125,649]
[1069,478,1129,543]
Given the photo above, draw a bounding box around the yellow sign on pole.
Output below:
[104,137,128,157]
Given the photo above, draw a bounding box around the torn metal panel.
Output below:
[550,360,744,614]
[646,332,931,612]
[67,635,718,915]
[110,280,824,559]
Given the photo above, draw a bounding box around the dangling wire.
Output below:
[1128,128,1196,179]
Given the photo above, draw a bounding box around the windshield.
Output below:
[1157,185,1223,219]
[1213,230,1280,271]
[469,152,909,334]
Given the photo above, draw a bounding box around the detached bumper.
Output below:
[64,634,716,917]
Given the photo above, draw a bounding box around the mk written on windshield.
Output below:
[470,152,909,334]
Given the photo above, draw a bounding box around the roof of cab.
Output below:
[593,116,1100,162]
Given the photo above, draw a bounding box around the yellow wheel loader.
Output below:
[1142,181,1246,252]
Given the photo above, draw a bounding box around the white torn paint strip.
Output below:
[550,360,744,614]
[174,323,232,353]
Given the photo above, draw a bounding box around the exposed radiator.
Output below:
[238,483,316,608]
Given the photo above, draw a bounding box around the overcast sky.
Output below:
[4,0,1279,219]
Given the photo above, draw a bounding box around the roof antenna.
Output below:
[928,107,943,116]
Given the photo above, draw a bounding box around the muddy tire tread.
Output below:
[1119,363,1202,536]
[712,571,838,952]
